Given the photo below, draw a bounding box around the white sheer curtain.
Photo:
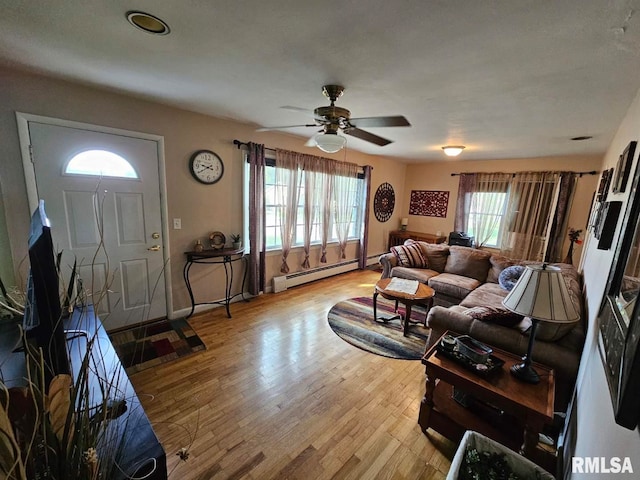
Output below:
[301,155,323,268]
[469,173,511,247]
[275,150,301,273]
[499,171,560,261]
[333,161,359,259]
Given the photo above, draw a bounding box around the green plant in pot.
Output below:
[230,234,241,249]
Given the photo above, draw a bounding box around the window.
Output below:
[65,150,138,179]
[466,191,508,247]
[262,163,364,250]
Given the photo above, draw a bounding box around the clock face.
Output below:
[189,150,224,184]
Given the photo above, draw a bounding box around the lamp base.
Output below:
[510,362,540,384]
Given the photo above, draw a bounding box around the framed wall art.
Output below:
[373,182,395,222]
[597,168,614,202]
[408,190,449,217]
[612,141,637,194]
[597,147,640,429]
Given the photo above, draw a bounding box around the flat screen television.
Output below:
[23,200,69,383]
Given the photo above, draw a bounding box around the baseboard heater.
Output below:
[272,253,380,292]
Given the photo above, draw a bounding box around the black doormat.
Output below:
[109,318,206,374]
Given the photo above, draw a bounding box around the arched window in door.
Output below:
[65,150,139,179]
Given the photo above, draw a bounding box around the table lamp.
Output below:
[502,264,579,384]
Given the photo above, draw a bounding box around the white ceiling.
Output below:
[2,1,640,162]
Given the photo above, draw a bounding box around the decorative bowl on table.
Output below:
[455,335,493,364]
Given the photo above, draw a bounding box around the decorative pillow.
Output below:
[462,306,524,327]
[390,243,428,268]
[499,265,526,291]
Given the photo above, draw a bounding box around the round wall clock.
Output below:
[374,182,395,222]
[189,150,224,184]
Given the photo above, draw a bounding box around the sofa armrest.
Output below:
[379,252,397,279]
[425,306,474,351]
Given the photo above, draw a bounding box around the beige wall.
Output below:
[0,66,406,314]
[571,85,640,479]
[403,157,601,261]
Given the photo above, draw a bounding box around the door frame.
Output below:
[15,112,174,319]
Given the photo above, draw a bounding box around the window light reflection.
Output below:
[66,150,139,179]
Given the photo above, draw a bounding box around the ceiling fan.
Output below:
[257,85,411,153]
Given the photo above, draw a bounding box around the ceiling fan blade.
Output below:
[281,105,313,113]
[349,115,411,128]
[256,124,318,132]
[344,127,392,146]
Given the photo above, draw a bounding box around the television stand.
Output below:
[0,307,167,479]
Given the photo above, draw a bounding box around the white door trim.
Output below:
[15,112,174,319]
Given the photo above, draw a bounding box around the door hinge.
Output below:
[28,144,34,163]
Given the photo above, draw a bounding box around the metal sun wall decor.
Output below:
[374,182,395,222]
[409,190,449,217]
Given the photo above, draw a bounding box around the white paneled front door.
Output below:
[26,121,167,330]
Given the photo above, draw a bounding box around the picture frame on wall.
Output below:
[612,141,637,194]
[597,147,640,429]
[597,168,614,202]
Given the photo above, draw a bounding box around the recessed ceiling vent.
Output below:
[570,136,593,141]
[126,11,170,35]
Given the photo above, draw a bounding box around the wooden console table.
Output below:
[388,230,446,248]
[183,248,248,318]
[419,331,556,472]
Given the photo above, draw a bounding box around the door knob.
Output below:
[147,245,161,251]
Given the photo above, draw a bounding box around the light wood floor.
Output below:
[131,269,455,479]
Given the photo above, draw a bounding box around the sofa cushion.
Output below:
[390,266,440,284]
[391,243,427,268]
[535,320,579,342]
[498,265,526,291]
[459,282,509,309]
[444,246,491,282]
[428,273,481,300]
[407,240,450,273]
[486,254,518,283]
[462,306,523,327]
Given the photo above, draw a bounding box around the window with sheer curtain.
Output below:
[248,150,365,274]
[456,171,574,261]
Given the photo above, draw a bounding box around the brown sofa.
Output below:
[378,241,585,411]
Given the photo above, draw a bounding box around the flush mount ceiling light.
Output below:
[126,11,170,35]
[313,132,347,153]
[442,145,466,157]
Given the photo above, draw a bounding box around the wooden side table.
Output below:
[373,278,435,336]
[388,230,447,248]
[419,331,556,471]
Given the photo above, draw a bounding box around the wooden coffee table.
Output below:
[373,278,435,336]
[419,330,556,471]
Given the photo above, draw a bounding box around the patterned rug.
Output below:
[109,318,206,374]
[327,296,430,360]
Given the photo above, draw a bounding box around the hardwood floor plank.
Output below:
[130,270,455,479]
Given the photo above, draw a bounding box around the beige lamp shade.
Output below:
[502,264,579,323]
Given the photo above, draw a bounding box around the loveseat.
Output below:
[378,241,585,411]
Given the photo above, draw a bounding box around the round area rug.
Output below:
[327,296,430,360]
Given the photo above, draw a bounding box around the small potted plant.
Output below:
[231,233,242,249]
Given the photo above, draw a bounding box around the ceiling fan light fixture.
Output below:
[313,133,347,153]
[442,145,465,157]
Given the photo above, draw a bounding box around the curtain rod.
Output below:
[233,139,277,153]
[450,170,598,178]
[233,139,371,169]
